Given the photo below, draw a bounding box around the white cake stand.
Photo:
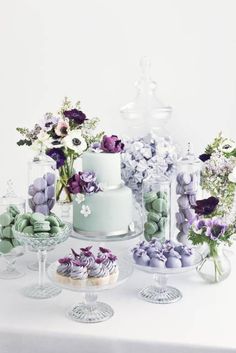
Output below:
[47,256,133,323]
[135,250,203,304]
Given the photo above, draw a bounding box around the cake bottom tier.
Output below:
[73,186,133,236]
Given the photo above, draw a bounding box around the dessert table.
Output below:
[0,236,236,353]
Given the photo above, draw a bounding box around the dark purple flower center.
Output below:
[72,138,81,146]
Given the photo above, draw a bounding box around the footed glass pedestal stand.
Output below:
[13,223,71,299]
[135,250,203,304]
[27,245,55,271]
[0,245,25,279]
[48,257,133,323]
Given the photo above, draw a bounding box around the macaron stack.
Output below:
[132,239,194,269]
[28,172,56,216]
[143,191,169,241]
[0,205,21,254]
[14,212,65,238]
[175,171,198,244]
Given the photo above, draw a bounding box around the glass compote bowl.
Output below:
[47,256,133,323]
[27,245,55,271]
[0,241,25,279]
[134,249,203,304]
[13,223,71,299]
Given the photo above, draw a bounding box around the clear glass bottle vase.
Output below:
[197,244,231,283]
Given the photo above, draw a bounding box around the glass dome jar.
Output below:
[28,151,57,216]
[174,144,202,245]
[143,173,171,242]
[0,180,25,279]
[120,57,178,203]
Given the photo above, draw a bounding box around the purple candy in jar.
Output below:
[189,194,197,206]
[28,185,36,197]
[176,184,185,195]
[35,204,49,215]
[33,177,47,192]
[45,185,55,199]
[28,198,35,211]
[176,172,185,186]
[180,246,193,267]
[183,208,195,222]
[44,172,55,186]
[182,221,191,234]
[47,198,55,210]
[176,211,185,225]
[33,192,46,205]
[182,172,192,185]
[177,195,190,209]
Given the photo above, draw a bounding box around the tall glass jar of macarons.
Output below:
[175,144,202,245]
[142,173,171,242]
[28,152,57,216]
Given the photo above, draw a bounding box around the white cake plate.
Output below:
[71,222,143,242]
[134,249,203,304]
[47,256,133,323]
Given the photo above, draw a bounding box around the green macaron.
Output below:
[144,192,157,204]
[45,215,60,227]
[0,239,13,254]
[49,213,65,227]
[50,226,61,234]
[15,218,30,232]
[8,205,20,218]
[0,212,12,227]
[147,212,162,223]
[22,225,34,235]
[156,191,168,200]
[34,232,50,238]
[152,198,167,213]
[33,221,51,233]
[2,226,13,239]
[30,212,45,225]
[144,221,158,235]
[158,217,167,231]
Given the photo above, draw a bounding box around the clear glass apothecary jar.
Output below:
[120,57,178,204]
[143,173,171,242]
[28,152,57,215]
[175,144,202,245]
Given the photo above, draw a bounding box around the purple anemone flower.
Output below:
[199,153,211,162]
[64,109,87,125]
[192,197,219,216]
[67,174,81,194]
[206,219,227,240]
[46,148,66,169]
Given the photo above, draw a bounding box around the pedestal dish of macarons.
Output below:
[0,204,25,279]
[47,245,133,323]
[13,212,71,299]
[69,135,142,241]
[131,239,202,304]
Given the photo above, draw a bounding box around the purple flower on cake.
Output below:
[101,135,124,153]
[80,246,93,253]
[79,250,95,268]
[46,148,66,168]
[71,248,80,260]
[67,173,81,194]
[63,109,87,125]
[192,196,219,216]
[98,247,112,260]
[71,260,88,280]
[57,257,72,276]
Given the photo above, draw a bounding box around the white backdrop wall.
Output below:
[0,0,236,197]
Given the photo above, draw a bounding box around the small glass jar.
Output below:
[142,173,171,242]
[0,181,25,278]
[28,152,57,215]
[175,144,202,245]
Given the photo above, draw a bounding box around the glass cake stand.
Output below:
[135,250,203,304]
[13,223,71,299]
[47,256,133,323]
[0,244,25,279]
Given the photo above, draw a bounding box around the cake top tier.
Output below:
[82,152,122,189]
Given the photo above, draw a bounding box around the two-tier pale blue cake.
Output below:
[73,144,133,236]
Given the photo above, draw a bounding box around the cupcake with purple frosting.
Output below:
[70,260,88,287]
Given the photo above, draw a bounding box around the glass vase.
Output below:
[197,245,231,284]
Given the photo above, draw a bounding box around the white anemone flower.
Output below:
[229,166,236,183]
[63,130,87,154]
[31,131,53,152]
[219,139,236,154]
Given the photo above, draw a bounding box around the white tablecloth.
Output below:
[0,237,236,353]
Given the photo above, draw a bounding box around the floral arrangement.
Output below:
[67,171,101,217]
[17,97,103,203]
[121,134,177,202]
[199,133,236,222]
[91,135,124,153]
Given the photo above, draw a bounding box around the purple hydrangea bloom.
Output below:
[63,109,87,125]
[101,135,124,153]
[46,148,66,169]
